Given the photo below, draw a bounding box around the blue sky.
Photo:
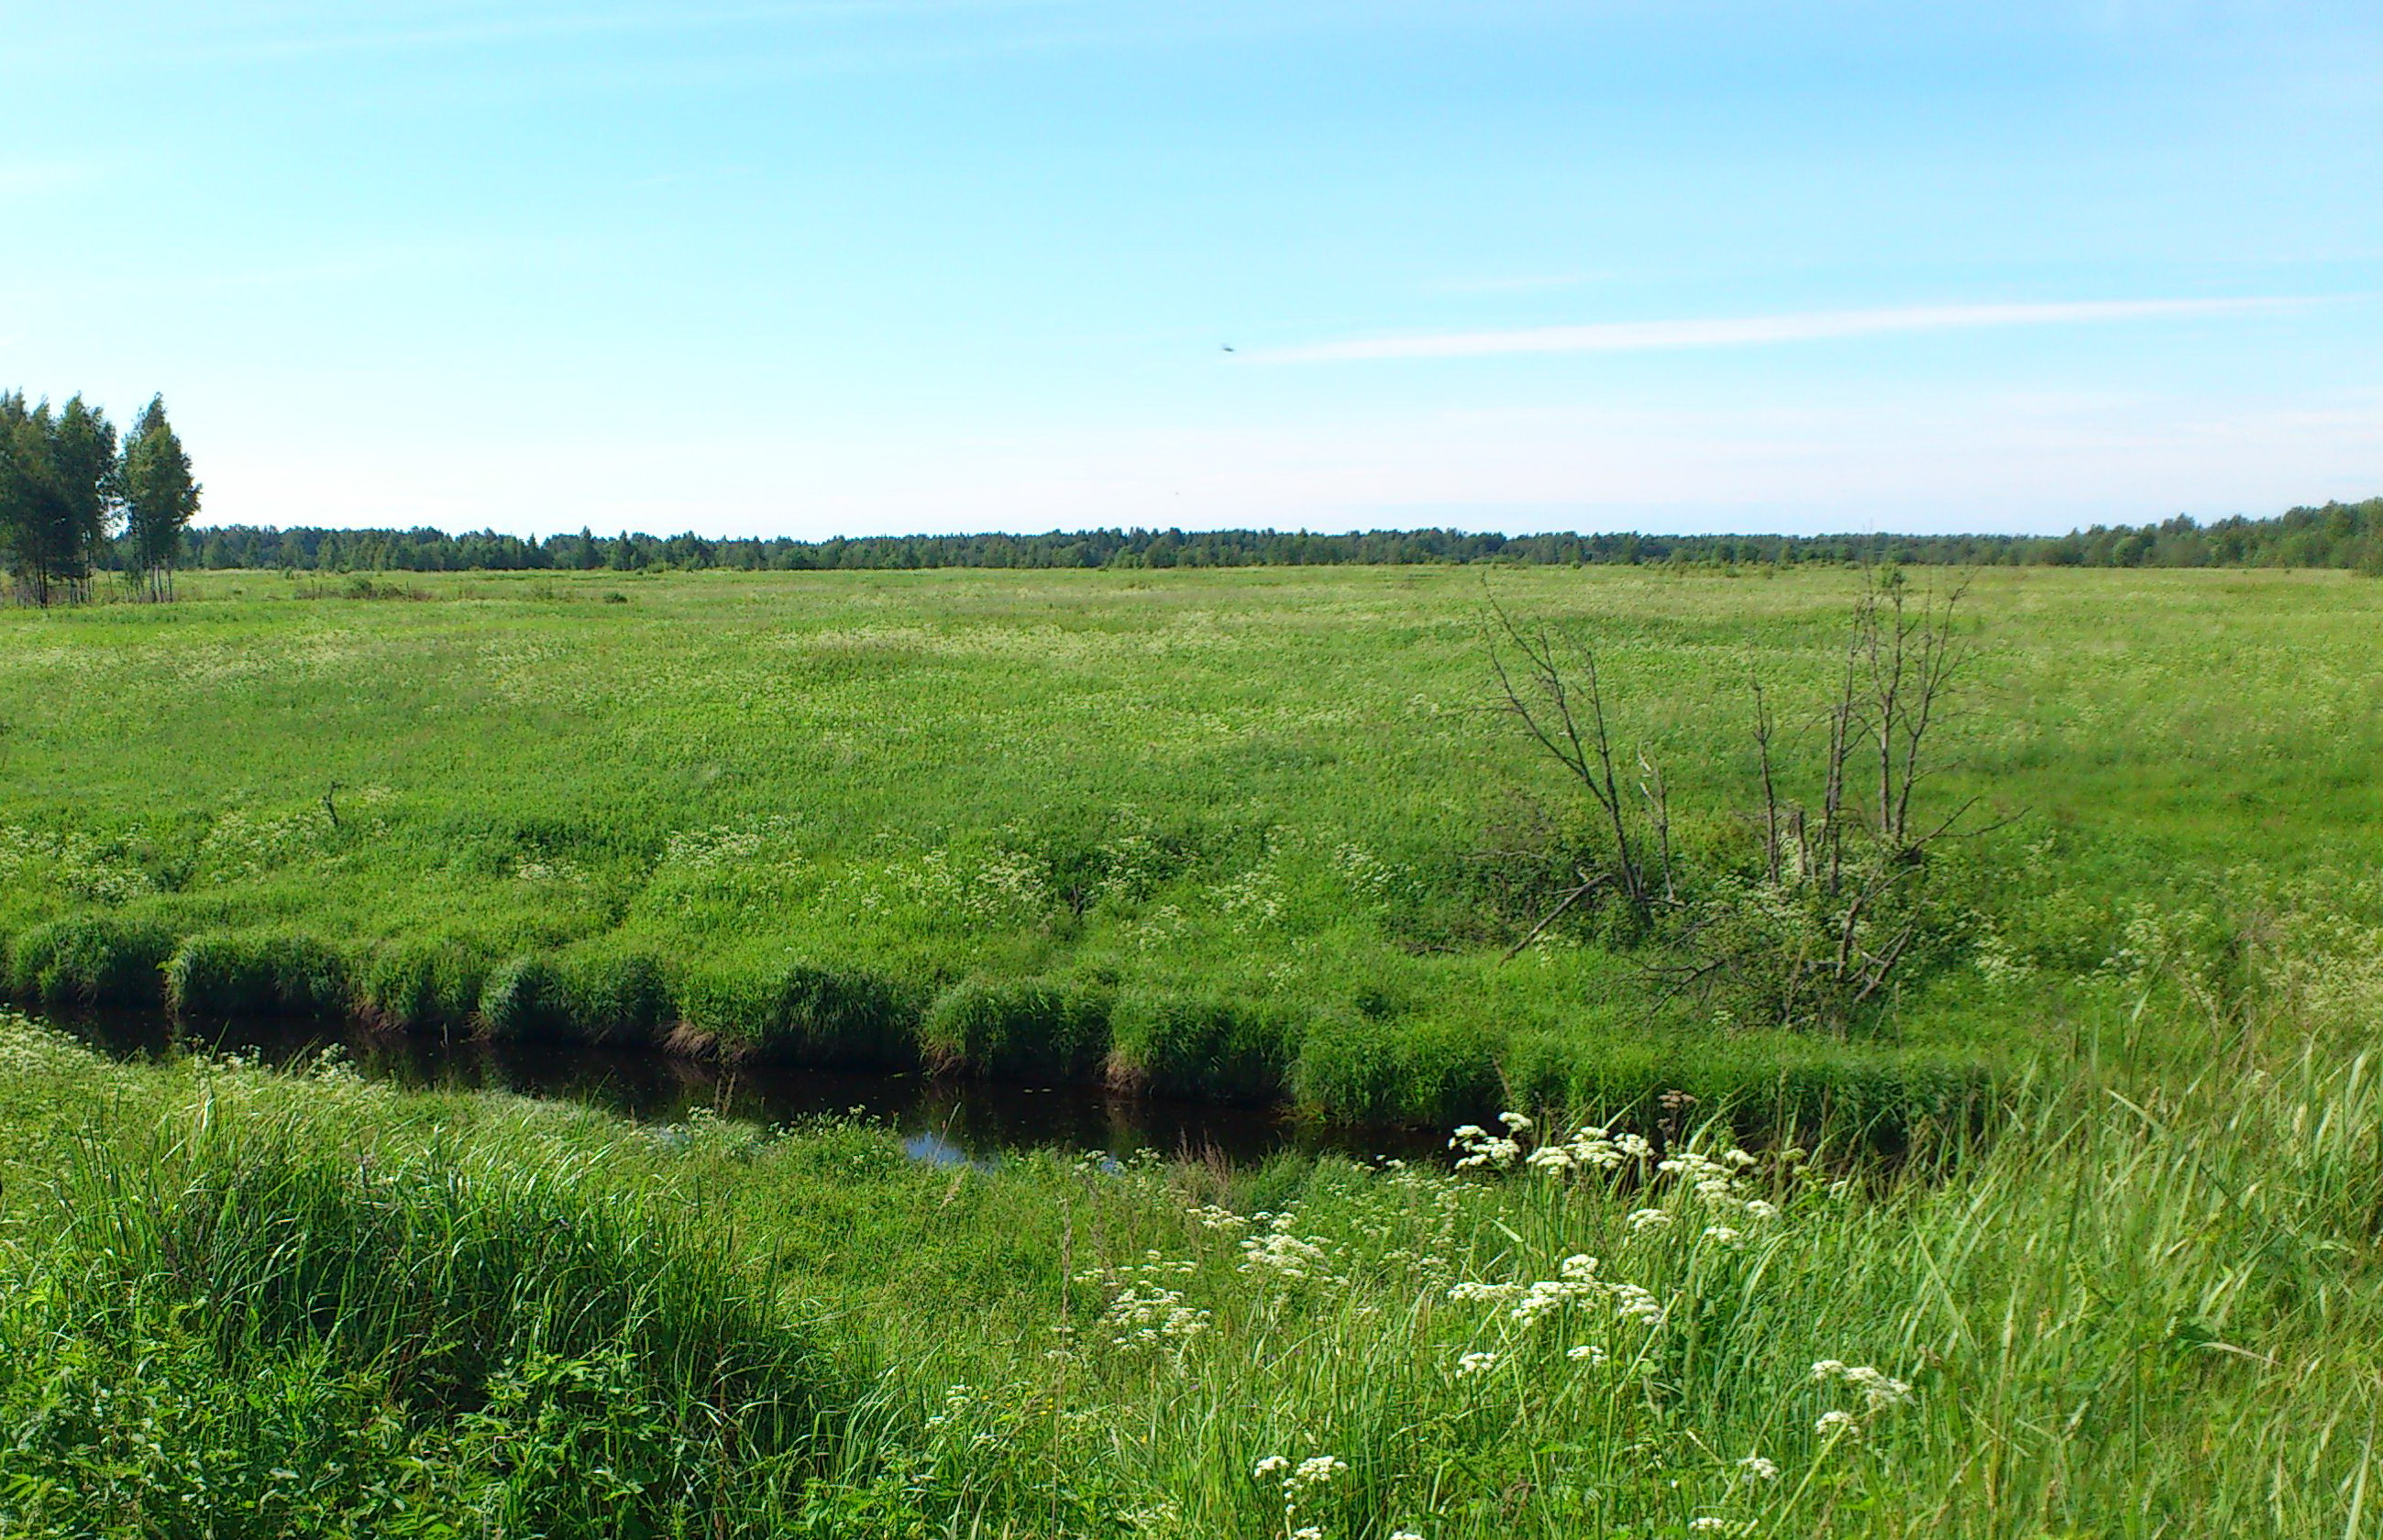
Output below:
[4,1,2378,537]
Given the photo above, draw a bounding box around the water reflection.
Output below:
[42,1008,1440,1166]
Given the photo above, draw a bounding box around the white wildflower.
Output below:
[1566,1343,1607,1364]
[1288,1455,1347,1490]
[1815,1409,1861,1437]
[1812,1360,1915,1409]
[1559,1253,1599,1280]
[1454,1350,1499,1378]
[1701,1225,1742,1247]
[1610,1282,1666,1327]
[1446,1280,1522,1304]
[1497,1111,1533,1131]
[1736,1455,1780,1483]
[1240,1232,1332,1282]
[1509,1278,1598,1324]
[1627,1208,1672,1233]
[1253,1456,1290,1480]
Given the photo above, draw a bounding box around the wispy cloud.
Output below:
[1251,296,2308,363]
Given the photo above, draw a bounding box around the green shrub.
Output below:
[4,1121,825,1533]
[480,945,670,1045]
[1106,991,1298,1105]
[920,975,1112,1080]
[166,930,349,1019]
[5,912,177,1007]
[678,960,918,1068]
[357,932,493,1030]
[1291,1008,1500,1125]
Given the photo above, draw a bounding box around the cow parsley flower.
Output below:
[1455,1350,1499,1377]
[1736,1455,1780,1483]
[1811,1359,1915,1409]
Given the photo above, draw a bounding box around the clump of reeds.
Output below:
[166,930,348,1019]
[4,911,177,1007]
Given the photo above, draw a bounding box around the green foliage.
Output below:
[0,392,117,606]
[357,931,494,1029]
[4,911,175,1006]
[3,959,2379,1538]
[6,564,2383,1128]
[678,960,919,1067]
[116,394,200,600]
[0,1102,823,1534]
[171,494,2383,574]
[1108,991,1299,1103]
[480,943,671,1045]
[1290,1008,1499,1125]
[920,974,1112,1078]
[166,930,348,1019]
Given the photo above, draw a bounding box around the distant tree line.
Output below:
[179,498,2383,575]
[1,393,201,605]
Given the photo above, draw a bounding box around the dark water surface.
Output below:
[39,1008,1443,1166]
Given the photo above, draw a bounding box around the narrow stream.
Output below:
[39,1008,1444,1166]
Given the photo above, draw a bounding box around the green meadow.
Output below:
[4,564,2381,1535]
[5,564,2382,1129]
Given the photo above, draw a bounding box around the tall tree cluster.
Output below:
[0,392,199,606]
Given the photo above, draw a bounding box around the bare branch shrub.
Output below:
[1490,569,2002,1031]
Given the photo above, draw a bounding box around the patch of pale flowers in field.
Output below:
[1050,1106,1917,1537]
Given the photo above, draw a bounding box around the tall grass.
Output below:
[11,566,2379,1125]
[13,908,2379,1537]
[0,1078,828,1534]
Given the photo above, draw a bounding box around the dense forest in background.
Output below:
[176,497,2383,575]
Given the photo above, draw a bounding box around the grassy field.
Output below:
[4,563,2381,1534]
[4,565,2382,1129]
[0,939,2375,1535]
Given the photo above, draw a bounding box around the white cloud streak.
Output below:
[1251,296,2306,363]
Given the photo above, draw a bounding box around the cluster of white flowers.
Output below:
[1810,1358,1915,1410]
[1448,1116,1525,1171]
[0,823,159,905]
[1444,1280,1520,1305]
[1209,866,1285,932]
[1447,1249,1665,1339]
[1627,1207,1672,1233]
[1454,1349,1499,1378]
[1238,1230,1336,1282]
[1188,1203,1249,1232]
[1609,1282,1666,1327]
[1254,1453,1348,1538]
[1524,1124,1654,1174]
[1098,1284,1211,1352]
[662,817,800,870]
[1814,1408,1861,1437]
[1566,1343,1607,1365]
[1735,1454,1779,1484]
